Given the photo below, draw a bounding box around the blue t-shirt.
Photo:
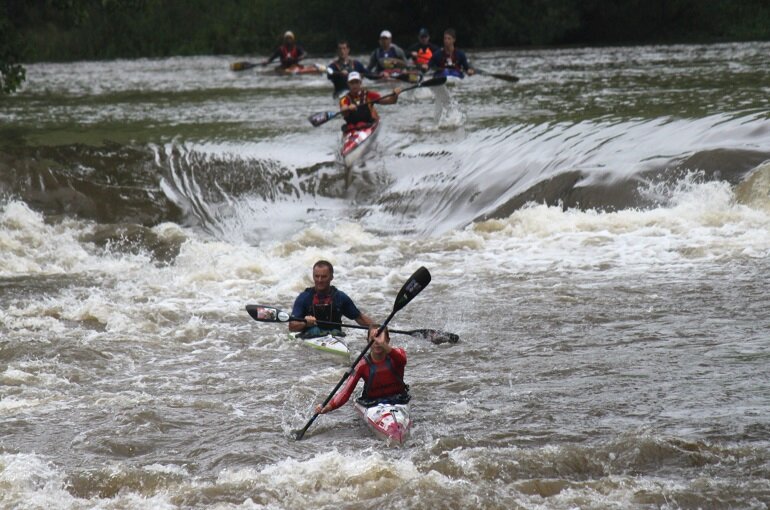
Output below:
[428,48,472,72]
[327,59,368,97]
[291,287,362,322]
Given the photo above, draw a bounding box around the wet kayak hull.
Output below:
[290,333,350,360]
[341,120,379,168]
[354,401,412,445]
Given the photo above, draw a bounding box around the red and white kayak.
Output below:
[276,63,327,75]
[354,400,412,445]
[340,120,379,168]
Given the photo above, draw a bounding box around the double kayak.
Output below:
[341,120,379,168]
[354,399,412,446]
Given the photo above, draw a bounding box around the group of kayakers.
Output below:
[262,28,474,131]
[330,28,475,95]
[266,27,474,78]
[290,260,410,417]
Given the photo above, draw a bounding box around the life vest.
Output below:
[415,46,433,65]
[279,45,301,66]
[333,59,355,73]
[438,49,461,71]
[360,352,407,400]
[306,286,341,324]
[377,48,405,69]
[340,89,378,125]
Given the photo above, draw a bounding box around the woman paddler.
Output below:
[314,327,410,414]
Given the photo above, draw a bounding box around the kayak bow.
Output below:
[341,120,380,168]
[354,400,412,445]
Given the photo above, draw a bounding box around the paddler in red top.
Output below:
[263,30,307,69]
[315,326,410,414]
[339,71,401,132]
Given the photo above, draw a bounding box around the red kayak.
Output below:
[276,64,327,75]
[354,400,412,446]
[340,120,379,168]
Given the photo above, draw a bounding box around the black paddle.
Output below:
[474,68,519,83]
[330,69,422,98]
[245,304,458,344]
[308,76,447,127]
[328,68,421,83]
[291,266,431,440]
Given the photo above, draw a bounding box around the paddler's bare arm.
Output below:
[355,312,374,328]
[379,88,402,105]
[289,315,317,332]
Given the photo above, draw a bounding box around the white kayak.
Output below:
[340,120,379,168]
[291,332,350,360]
[354,400,412,445]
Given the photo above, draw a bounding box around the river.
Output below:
[1,42,770,509]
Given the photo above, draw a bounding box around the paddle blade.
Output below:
[230,61,257,71]
[392,266,431,314]
[409,329,459,344]
[489,73,519,83]
[308,110,337,127]
[292,419,315,440]
[476,68,519,83]
[418,76,447,88]
[245,304,290,323]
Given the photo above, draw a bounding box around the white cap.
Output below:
[379,30,392,39]
[347,71,362,82]
[284,31,295,39]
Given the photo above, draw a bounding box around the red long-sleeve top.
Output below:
[327,348,407,411]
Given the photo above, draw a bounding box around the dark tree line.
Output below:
[3,0,770,94]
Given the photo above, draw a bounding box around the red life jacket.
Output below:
[279,45,301,66]
[439,49,461,70]
[360,351,407,400]
[340,89,379,125]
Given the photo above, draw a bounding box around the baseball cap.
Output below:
[283,31,295,39]
[347,71,362,82]
[419,28,429,37]
[380,30,392,39]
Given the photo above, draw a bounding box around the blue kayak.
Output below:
[432,68,465,80]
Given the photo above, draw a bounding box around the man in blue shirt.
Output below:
[428,28,476,78]
[327,40,369,98]
[290,260,374,338]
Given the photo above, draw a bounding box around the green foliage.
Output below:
[2,0,769,79]
[0,10,26,94]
